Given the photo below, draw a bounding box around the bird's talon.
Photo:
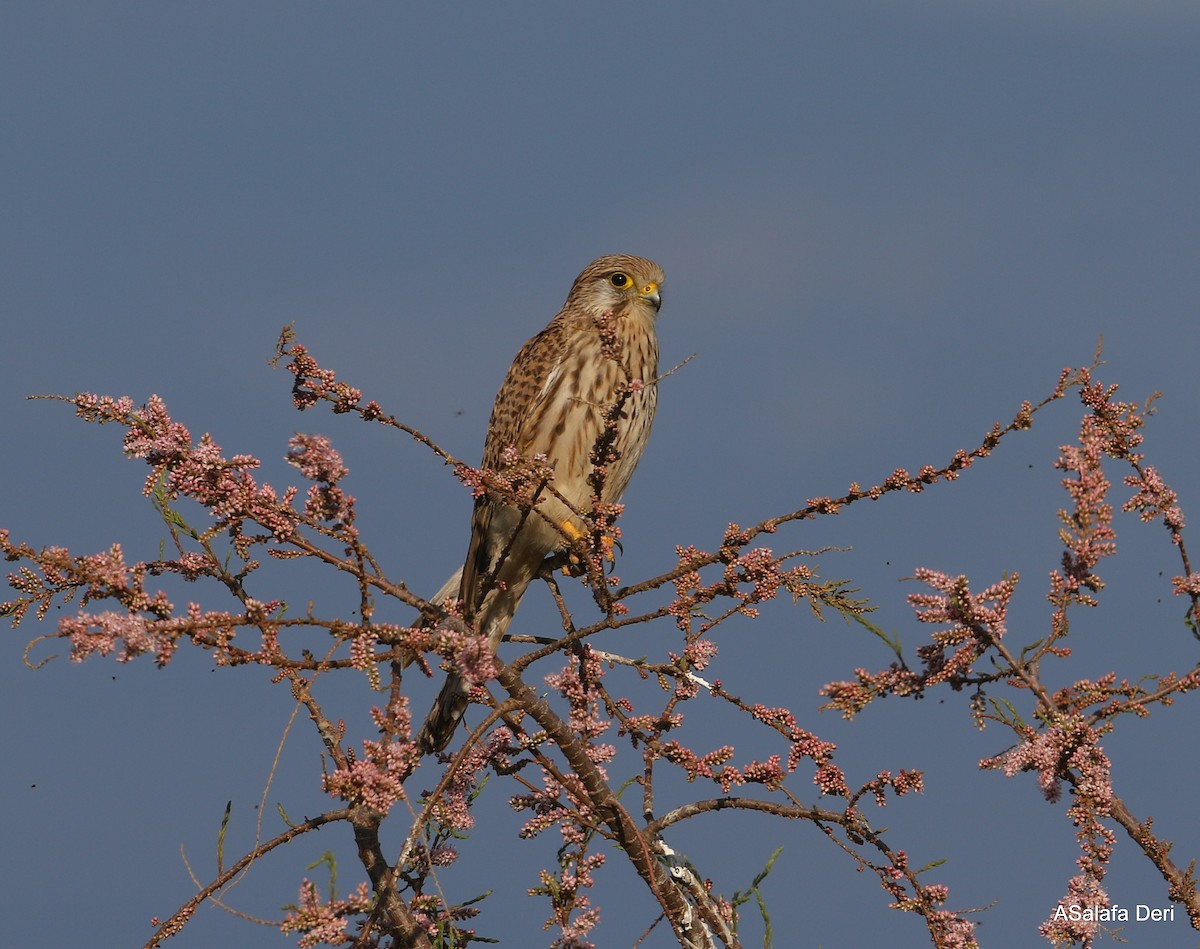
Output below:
[559,519,616,576]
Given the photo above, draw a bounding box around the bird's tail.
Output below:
[416,670,472,755]
[415,571,534,754]
[428,566,464,610]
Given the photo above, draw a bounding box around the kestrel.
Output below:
[417,254,665,753]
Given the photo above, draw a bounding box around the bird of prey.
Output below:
[416,254,664,753]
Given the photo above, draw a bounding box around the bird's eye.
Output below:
[609,272,630,288]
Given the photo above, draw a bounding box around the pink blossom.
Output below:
[433,624,501,686]
[683,637,718,670]
[1173,572,1200,596]
[280,879,371,948]
[428,728,514,832]
[905,569,1018,686]
[62,610,156,663]
[286,433,348,484]
[814,763,848,796]
[1123,464,1185,539]
[545,650,612,745]
[323,739,415,812]
[1038,875,1109,947]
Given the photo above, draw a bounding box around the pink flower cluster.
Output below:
[512,767,594,841]
[722,546,784,618]
[819,664,925,719]
[452,450,570,587]
[880,854,979,947]
[323,744,411,812]
[544,650,614,757]
[533,855,604,949]
[427,727,514,832]
[60,609,172,664]
[657,740,793,794]
[1037,874,1109,946]
[907,568,1018,686]
[985,712,1116,939]
[667,529,810,634]
[1052,420,1117,607]
[513,743,605,947]
[279,878,371,948]
[432,621,501,687]
[324,697,420,813]
[287,433,355,525]
[858,769,925,808]
[285,344,364,414]
[78,394,303,543]
[1124,465,1184,537]
[548,906,602,949]
[0,531,303,668]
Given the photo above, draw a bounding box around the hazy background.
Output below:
[3,3,1198,946]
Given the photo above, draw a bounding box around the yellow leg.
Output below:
[560,519,615,575]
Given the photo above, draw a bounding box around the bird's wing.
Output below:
[459,316,570,618]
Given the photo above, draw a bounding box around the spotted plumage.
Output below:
[417,254,664,753]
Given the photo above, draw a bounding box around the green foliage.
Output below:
[730,847,783,948]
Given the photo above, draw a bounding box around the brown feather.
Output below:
[417,254,664,753]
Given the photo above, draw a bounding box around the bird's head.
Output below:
[568,254,664,315]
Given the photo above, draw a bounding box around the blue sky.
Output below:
[3,3,1199,947]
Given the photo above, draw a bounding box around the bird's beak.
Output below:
[639,281,662,311]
